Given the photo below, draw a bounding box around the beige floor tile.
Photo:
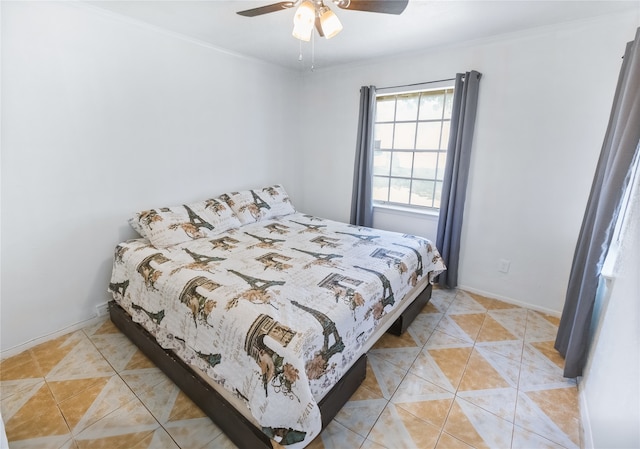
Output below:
[29,331,88,376]
[55,377,112,430]
[75,431,156,449]
[524,341,565,370]
[368,346,421,371]
[349,382,385,401]
[449,314,486,341]
[458,350,512,392]
[359,437,388,449]
[41,334,115,381]
[60,375,139,436]
[334,393,387,438]
[163,416,224,449]
[129,427,181,449]
[487,308,528,340]
[48,376,112,403]
[73,396,159,444]
[514,391,579,449]
[168,390,207,421]
[433,316,476,344]
[475,340,524,364]
[368,403,441,449]
[4,383,70,442]
[203,430,240,449]
[524,311,559,342]
[421,301,443,314]
[1,378,45,418]
[391,372,454,428]
[306,420,365,449]
[456,389,518,424]
[86,318,122,336]
[511,425,568,449]
[444,398,514,449]
[466,292,518,311]
[436,431,477,449]
[446,292,487,314]
[426,329,474,349]
[367,353,409,399]
[476,315,519,342]
[0,287,582,449]
[0,351,43,381]
[412,346,473,393]
[524,387,580,446]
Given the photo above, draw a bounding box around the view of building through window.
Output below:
[373,87,454,209]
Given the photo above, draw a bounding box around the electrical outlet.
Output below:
[498,259,510,274]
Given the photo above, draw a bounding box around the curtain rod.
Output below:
[376,77,456,92]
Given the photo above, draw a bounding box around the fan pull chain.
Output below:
[311,32,315,71]
[298,40,303,62]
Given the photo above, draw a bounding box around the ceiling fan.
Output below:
[237,0,409,41]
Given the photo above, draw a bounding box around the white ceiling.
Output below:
[85,0,638,70]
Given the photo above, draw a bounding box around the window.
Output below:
[372,86,454,210]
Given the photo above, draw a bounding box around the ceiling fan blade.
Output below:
[335,0,408,15]
[237,1,296,17]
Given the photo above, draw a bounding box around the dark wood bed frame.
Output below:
[109,283,432,448]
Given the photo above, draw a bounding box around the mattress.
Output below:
[109,212,445,448]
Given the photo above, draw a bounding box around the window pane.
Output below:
[390,152,413,177]
[434,181,443,208]
[395,95,419,121]
[413,152,438,180]
[375,124,394,149]
[415,122,442,150]
[373,176,390,202]
[410,180,435,207]
[443,89,454,119]
[389,178,410,203]
[419,92,445,120]
[374,86,454,210]
[393,123,416,149]
[376,97,396,122]
[436,152,447,180]
[440,121,450,149]
[373,150,391,176]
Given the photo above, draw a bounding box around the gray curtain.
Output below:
[555,28,640,379]
[436,71,482,288]
[350,85,376,227]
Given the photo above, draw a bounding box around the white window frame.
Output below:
[372,80,455,212]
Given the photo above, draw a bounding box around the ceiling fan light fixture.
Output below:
[292,0,315,41]
[319,6,343,39]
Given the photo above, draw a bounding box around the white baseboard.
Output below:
[456,284,561,317]
[96,301,110,317]
[578,379,594,449]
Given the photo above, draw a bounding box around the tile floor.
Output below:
[0,288,581,449]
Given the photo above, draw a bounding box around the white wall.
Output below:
[0,2,301,352]
[296,11,640,314]
[580,161,640,449]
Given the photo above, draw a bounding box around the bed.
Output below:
[108,184,445,448]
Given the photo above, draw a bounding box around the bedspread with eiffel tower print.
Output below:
[109,212,445,448]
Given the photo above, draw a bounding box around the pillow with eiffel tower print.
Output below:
[129,198,242,247]
[220,184,295,225]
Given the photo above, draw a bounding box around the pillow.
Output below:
[129,198,241,247]
[221,184,295,225]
